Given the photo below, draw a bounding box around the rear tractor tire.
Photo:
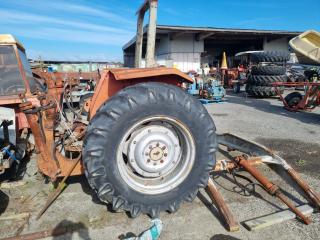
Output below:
[284,92,303,108]
[251,65,286,75]
[248,75,287,86]
[246,84,284,98]
[83,82,217,218]
[250,51,290,63]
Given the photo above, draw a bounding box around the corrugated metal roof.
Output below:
[123,24,302,50]
[156,25,302,35]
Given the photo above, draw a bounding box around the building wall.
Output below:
[155,34,204,72]
[170,34,204,53]
[155,35,172,67]
[156,35,171,55]
[123,34,205,72]
[263,37,290,52]
[123,34,292,71]
[123,52,135,68]
[169,34,203,72]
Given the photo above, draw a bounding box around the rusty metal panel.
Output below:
[88,68,193,118]
[110,67,193,82]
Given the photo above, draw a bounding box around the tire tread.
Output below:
[83,82,217,218]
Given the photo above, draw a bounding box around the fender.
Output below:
[89,67,193,118]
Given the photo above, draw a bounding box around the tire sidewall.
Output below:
[83,83,216,212]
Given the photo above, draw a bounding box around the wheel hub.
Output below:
[149,146,164,161]
[117,116,196,195]
[127,125,181,178]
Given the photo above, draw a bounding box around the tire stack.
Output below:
[246,51,290,98]
[304,67,320,82]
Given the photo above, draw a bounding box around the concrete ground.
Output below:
[1,90,319,240]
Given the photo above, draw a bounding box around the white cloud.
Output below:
[0,0,137,61]
[0,8,135,46]
[42,1,135,26]
[2,0,136,27]
[3,26,132,46]
[0,9,133,35]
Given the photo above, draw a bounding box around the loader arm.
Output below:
[89,67,193,118]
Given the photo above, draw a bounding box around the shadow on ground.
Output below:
[197,191,227,229]
[210,234,241,240]
[118,232,137,239]
[52,220,90,240]
[65,175,115,212]
[256,137,320,177]
[0,155,31,182]
[226,90,319,125]
[0,190,9,215]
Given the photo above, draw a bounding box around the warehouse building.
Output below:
[123,25,301,72]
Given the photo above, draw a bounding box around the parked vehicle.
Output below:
[0,33,217,218]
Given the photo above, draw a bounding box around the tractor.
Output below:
[0,33,217,218]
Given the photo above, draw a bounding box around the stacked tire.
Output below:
[246,51,289,98]
[304,67,320,81]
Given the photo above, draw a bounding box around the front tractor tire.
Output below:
[83,82,217,218]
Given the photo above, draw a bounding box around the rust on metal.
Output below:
[15,66,193,179]
[287,168,320,209]
[23,112,60,178]
[218,133,320,209]
[18,71,84,180]
[206,178,240,232]
[89,68,193,118]
[110,67,193,82]
[213,157,263,172]
[234,156,312,225]
[272,82,320,111]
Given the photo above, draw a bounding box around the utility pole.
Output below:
[135,0,158,68]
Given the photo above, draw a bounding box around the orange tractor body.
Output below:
[0,34,193,179]
[32,68,192,179]
[0,16,217,218]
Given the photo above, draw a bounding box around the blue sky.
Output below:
[0,0,319,62]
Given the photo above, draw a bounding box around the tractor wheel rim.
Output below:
[117,116,196,195]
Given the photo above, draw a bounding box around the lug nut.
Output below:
[156,143,160,147]
[149,145,153,149]
[160,160,164,163]
[147,159,151,163]
[162,146,166,150]
[164,153,167,157]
